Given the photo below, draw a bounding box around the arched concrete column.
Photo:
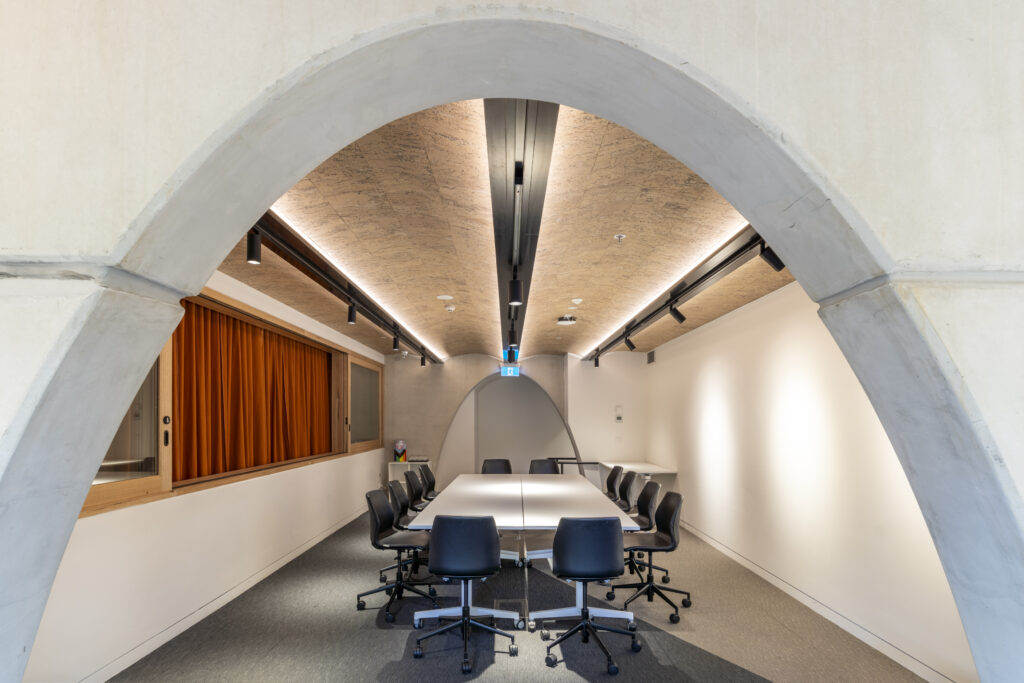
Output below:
[1,14,1021,680]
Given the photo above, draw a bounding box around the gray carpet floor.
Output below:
[111,514,923,682]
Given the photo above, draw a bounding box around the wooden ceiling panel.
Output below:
[620,258,795,353]
[268,99,498,359]
[522,107,752,357]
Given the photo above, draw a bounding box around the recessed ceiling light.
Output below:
[556,315,577,326]
[571,298,583,305]
[568,306,578,310]
[436,294,453,300]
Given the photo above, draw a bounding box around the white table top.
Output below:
[408,473,639,531]
[600,460,677,475]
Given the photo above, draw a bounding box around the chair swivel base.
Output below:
[412,581,518,673]
[357,550,437,622]
[608,559,691,624]
[413,579,524,629]
[541,598,641,675]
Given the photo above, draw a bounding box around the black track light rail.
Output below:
[254,212,443,365]
[585,225,766,361]
[484,98,560,357]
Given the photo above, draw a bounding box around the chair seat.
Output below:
[380,529,430,550]
[424,491,438,500]
[397,512,417,528]
[629,514,651,530]
[622,531,673,553]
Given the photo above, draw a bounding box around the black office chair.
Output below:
[418,464,439,500]
[616,471,639,512]
[541,517,640,674]
[412,516,518,673]
[605,465,623,502]
[404,469,429,511]
[606,492,692,623]
[357,490,437,622]
[481,458,512,475]
[388,479,417,529]
[528,458,559,474]
[624,480,659,577]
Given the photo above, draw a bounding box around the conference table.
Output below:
[408,473,639,628]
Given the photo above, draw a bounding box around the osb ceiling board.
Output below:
[269,99,498,359]
[521,106,751,357]
[619,257,795,353]
[217,238,410,357]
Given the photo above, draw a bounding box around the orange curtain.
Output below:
[172,301,331,482]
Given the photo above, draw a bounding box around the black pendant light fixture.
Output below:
[347,302,357,325]
[421,355,427,367]
[593,355,600,368]
[246,229,261,265]
[669,306,686,324]
[624,337,637,352]
[760,244,786,272]
[508,277,523,307]
[392,327,400,352]
[508,324,519,348]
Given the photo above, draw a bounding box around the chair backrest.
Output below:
[551,517,624,581]
[634,480,661,529]
[428,515,501,578]
[654,491,684,549]
[606,465,623,498]
[387,479,410,521]
[528,458,559,475]
[404,469,424,505]
[481,458,512,475]
[618,470,638,506]
[418,464,436,492]
[366,489,396,548]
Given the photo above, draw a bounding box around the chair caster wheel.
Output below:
[413,647,423,658]
[515,559,524,568]
[608,662,619,675]
[526,560,533,568]
[356,600,366,610]
[637,552,645,559]
[632,639,642,652]
[385,612,395,623]
[385,588,393,596]
[545,654,557,667]
[509,643,518,657]
[379,574,387,583]
[682,598,692,608]
[662,575,671,584]
[669,612,680,624]
[606,591,615,601]
[428,586,437,597]
[527,621,536,632]
[540,629,550,641]
[515,618,526,630]
[461,661,472,674]
[627,621,637,632]
[413,620,422,629]
[431,602,439,609]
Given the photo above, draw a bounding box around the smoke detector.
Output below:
[556,315,577,326]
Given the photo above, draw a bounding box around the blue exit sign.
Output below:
[500,365,520,377]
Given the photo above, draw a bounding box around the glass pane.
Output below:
[93,361,160,484]
[350,363,380,444]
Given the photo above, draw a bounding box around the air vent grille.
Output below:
[646,350,656,364]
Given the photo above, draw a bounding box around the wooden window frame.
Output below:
[80,289,387,516]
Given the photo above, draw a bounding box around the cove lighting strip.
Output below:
[268,206,447,360]
[582,219,750,356]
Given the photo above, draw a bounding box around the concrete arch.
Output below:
[2,11,1021,680]
[435,371,583,486]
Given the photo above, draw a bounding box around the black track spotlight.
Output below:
[624,337,637,352]
[669,306,686,324]
[246,230,261,265]
[594,356,600,368]
[508,278,523,306]
[421,355,426,367]
[760,244,786,272]
[392,334,400,352]
[508,326,519,348]
[347,303,357,325]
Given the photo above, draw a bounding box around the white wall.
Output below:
[567,350,648,463]
[436,389,475,489]
[645,283,976,682]
[25,274,388,683]
[475,377,575,473]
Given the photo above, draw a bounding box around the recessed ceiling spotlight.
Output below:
[614,233,626,245]
[436,294,453,300]
[571,298,583,305]
[568,306,578,310]
[556,315,577,326]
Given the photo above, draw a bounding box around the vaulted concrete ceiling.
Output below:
[215,100,793,360]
